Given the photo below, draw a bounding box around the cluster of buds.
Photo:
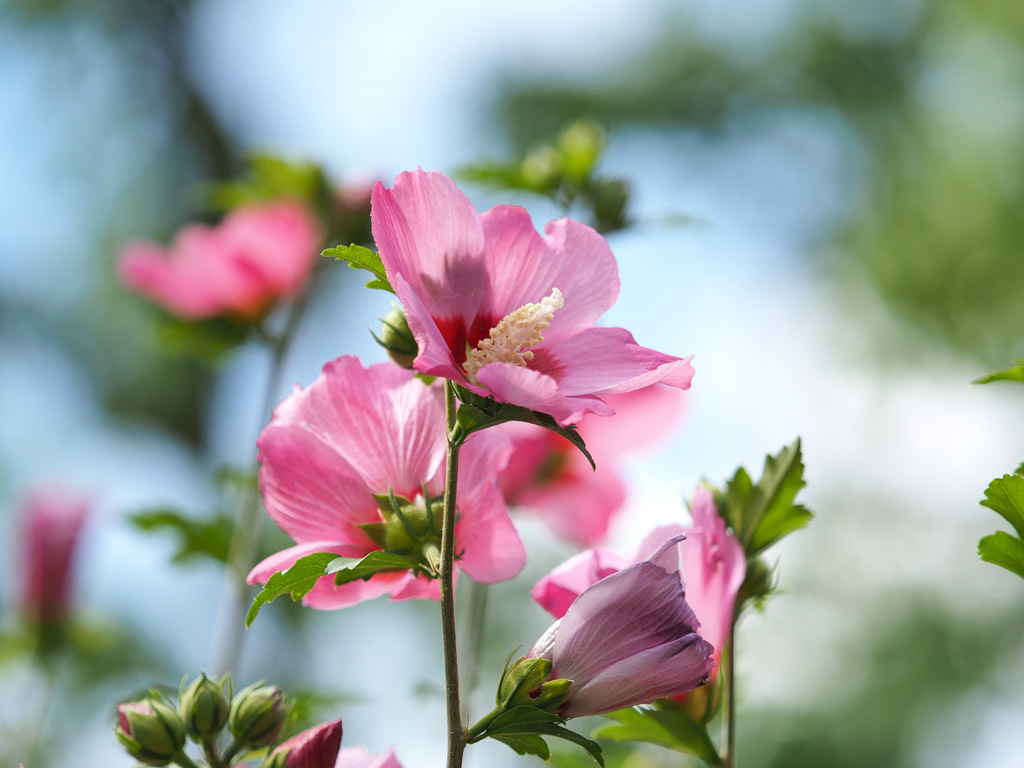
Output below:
[115,675,340,768]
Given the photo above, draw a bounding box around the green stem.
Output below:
[172,750,204,768]
[722,617,738,768]
[441,380,466,768]
[219,737,243,767]
[201,735,221,767]
[465,704,504,743]
[209,289,312,676]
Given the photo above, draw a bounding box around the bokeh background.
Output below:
[3,0,1024,766]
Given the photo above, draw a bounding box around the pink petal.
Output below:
[531,548,627,619]
[337,747,404,768]
[515,465,626,547]
[389,271,465,380]
[544,326,695,397]
[220,201,319,297]
[268,719,342,768]
[632,524,688,571]
[475,364,613,426]
[453,430,526,583]
[478,208,618,340]
[372,171,487,336]
[578,385,686,458]
[388,572,442,602]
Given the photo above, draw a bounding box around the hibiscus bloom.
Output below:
[498,385,684,546]
[248,356,526,608]
[532,488,745,667]
[119,200,319,320]
[371,170,694,425]
[528,536,713,718]
[19,488,89,624]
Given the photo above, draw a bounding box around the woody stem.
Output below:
[441,380,466,768]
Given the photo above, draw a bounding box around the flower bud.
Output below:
[378,308,418,369]
[591,177,629,233]
[229,682,287,747]
[521,145,564,192]
[556,120,604,184]
[179,673,230,739]
[261,719,342,768]
[115,699,186,766]
[498,656,571,712]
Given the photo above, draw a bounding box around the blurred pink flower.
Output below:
[498,385,684,546]
[119,200,319,320]
[532,488,745,667]
[371,170,694,425]
[336,746,404,768]
[528,536,713,718]
[248,356,526,608]
[19,488,88,623]
[265,719,342,768]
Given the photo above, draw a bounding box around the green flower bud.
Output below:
[591,177,629,233]
[115,698,186,766]
[498,656,571,712]
[378,308,418,369]
[179,673,230,739]
[521,145,564,192]
[229,682,287,748]
[557,120,604,184]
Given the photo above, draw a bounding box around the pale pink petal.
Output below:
[515,465,626,547]
[531,548,627,619]
[578,385,686,458]
[562,634,713,718]
[118,240,226,319]
[388,572,442,602]
[221,201,319,297]
[453,431,526,582]
[543,326,695,396]
[475,364,613,426]
[478,209,618,340]
[496,423,558,502]
[337,747,404,768]
[257,424,379,546]
[372,171,486,334]
[632,524,688,570]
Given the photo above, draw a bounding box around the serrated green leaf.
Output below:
[452,387,595,469]
[593,704,721,765]
[246,552,338,626]
[326,551,423,584]
[978,532,1024,580]
[974,360,1024,384]
[129,509,234,565]
[322,244,394,293]
[492,733,551,760]
[980,474,1024,539]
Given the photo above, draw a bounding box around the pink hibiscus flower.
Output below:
[248,356,526,608]
[337,747,404,768]
[19,488,89,624]
[119,200,319,320]
[370,170,694,426]
[498,385,684,546]
[528,536,714,718]
[532,488,745,667]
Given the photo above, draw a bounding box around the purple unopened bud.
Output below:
[262,719,342,768]
[114,699,186,766]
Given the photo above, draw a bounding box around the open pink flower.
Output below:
[499,385,684,546]
[371,170,694,426]
[337,746,404,768]
[119,200,319,320]
[265,719,342,768]
[532,488,745,667]
[528,536,713,718]
[248,356,526,608]
[19,488,89,623]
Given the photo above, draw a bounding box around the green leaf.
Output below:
[593,703,721,765]
[452,386,595,469]
[326,551,424,585]
[322,244,394,293]
[129,509,234,565]
[246,552,339,627]
[719,439,812,555]
[980,474,1024,539]
[974,360,1024,384]
[478,707,604,766]
[978,532,1024,581]
[154,315,249,362]
[208,153,326,211]
[491,733,551,760]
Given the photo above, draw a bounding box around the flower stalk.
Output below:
[723,615,738,768]
[440,380,466,768]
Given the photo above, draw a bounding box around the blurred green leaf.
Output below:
[208,152,326,211]
[593,702,721,765]
[154,315,249,363]
[980,474,1024,539]
[129,508,233,565]
[322,244,394,293]
[975,360,1024,384]
[978,532,1024,581]
[453,386,594,469]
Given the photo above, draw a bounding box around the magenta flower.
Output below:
[336,746,404,768]
[528,537,714,718]
[119,200,319,320]
[371,170,694,425]
[264,719,342,768]
[498,385,684,546]
[248,356,526,608]
[19,488,88,624]
[533,488,745,667]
